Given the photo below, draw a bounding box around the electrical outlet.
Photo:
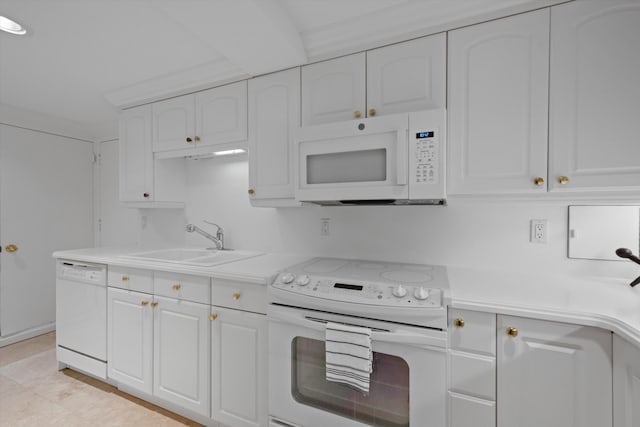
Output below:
[321,218,330,236]
[530,219,547,244]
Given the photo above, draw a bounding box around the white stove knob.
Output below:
[392,285,407,298]
[281,273,295,284]
[296,275,310,286]
[414,287,430,300]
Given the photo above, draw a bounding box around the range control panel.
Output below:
[272,272,442,308]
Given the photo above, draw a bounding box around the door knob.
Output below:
[558,176,569,185]
[4,244,18,253]
[506,326,519,337]
[453,318,465,328]
[533,177,545,186]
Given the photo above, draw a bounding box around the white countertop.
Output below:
[53,247,640,347]
[53,247,311,286]
[447,266,640,347]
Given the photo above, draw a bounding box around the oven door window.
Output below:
[292,337,409,427]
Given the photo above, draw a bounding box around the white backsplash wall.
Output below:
[172,155,636,278]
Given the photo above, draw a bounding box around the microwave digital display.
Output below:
[416,131,434,139]
[334,283,363,291]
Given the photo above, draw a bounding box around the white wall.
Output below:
[99,149,639,279]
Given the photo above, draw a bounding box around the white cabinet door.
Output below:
[497,315,612,427]
[195,81,247,148]
[549,1,640,192]
[152,94,195,152]
[367,34,446,117]
[248,68,301,207]
[107,287,153,395]
[301,53,366,126]
[448,10,550,195]
[153,296,210,417]
[119,105,153,202]
[211,306,267,427]
[613,335,640,427]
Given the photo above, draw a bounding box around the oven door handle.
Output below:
[269,309,445,348]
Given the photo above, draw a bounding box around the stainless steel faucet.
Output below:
[185,222,224,250]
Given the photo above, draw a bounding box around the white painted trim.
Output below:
[104,59,249,110]
[302,0,571,61]
[0,104,96,142]
[0,323,55,348]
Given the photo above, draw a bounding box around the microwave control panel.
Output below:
[408,109,446,200]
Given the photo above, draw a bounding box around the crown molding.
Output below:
[302,0,570,62]
[103,59,249,110]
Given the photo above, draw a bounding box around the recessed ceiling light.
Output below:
[0,15,27,35]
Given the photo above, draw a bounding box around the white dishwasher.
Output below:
[56,259,107,379]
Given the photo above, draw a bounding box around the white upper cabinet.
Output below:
[119,105,154,202]
[367,33,446,117]
[302,53,366,126]
[301,33,446,126]
[447,9,550,195]
[152,94,195,152]
[152,81,248,155]
[248,68,301,207]
[549,0,640,192]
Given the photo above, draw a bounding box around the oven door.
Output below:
[295,113,409,202]
[268,304,446,427]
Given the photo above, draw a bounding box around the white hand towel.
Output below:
[325,322,373,393]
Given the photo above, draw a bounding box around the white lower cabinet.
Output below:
[448,309,497,427]
[613,334,640,427]
[211,306,268,427]
[497,315,612,427]
[107,287,153,394]
[107,274,211,418]
[449,309,613,427]
[153,296,210,417]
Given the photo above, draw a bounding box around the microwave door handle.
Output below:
[396,129,408,185]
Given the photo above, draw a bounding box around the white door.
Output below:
[0,125,93,338]
[119,105,154,202]
[195,81,248,147]
[153,296,210,417]
[497,315,612,427]
[152,94,195,152]
[613,335,640,427]
[367,34,446,116]
[301,53,366,126]
[96,140,140,247]
[211,306,267,427]
[107,287,153,394]
[248,68,301,206]
[447,9,550,195]
[549,0,640,192]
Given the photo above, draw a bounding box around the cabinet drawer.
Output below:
[154,272,210,304]
[211,279,267,314]
[449,351,496,400]
[449,309,496,355]
[448,392,495,427]
[108,266,153,293]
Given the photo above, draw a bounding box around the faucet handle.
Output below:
[203,220,222,231]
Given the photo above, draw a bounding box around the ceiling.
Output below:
[0,0,564,140]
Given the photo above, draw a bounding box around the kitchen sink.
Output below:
[121,248,260,266]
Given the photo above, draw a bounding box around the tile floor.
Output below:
[0,332,204,426]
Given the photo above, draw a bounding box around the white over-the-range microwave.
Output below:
[294,109,446,206]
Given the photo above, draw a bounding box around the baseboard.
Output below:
[0,323,55,347]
